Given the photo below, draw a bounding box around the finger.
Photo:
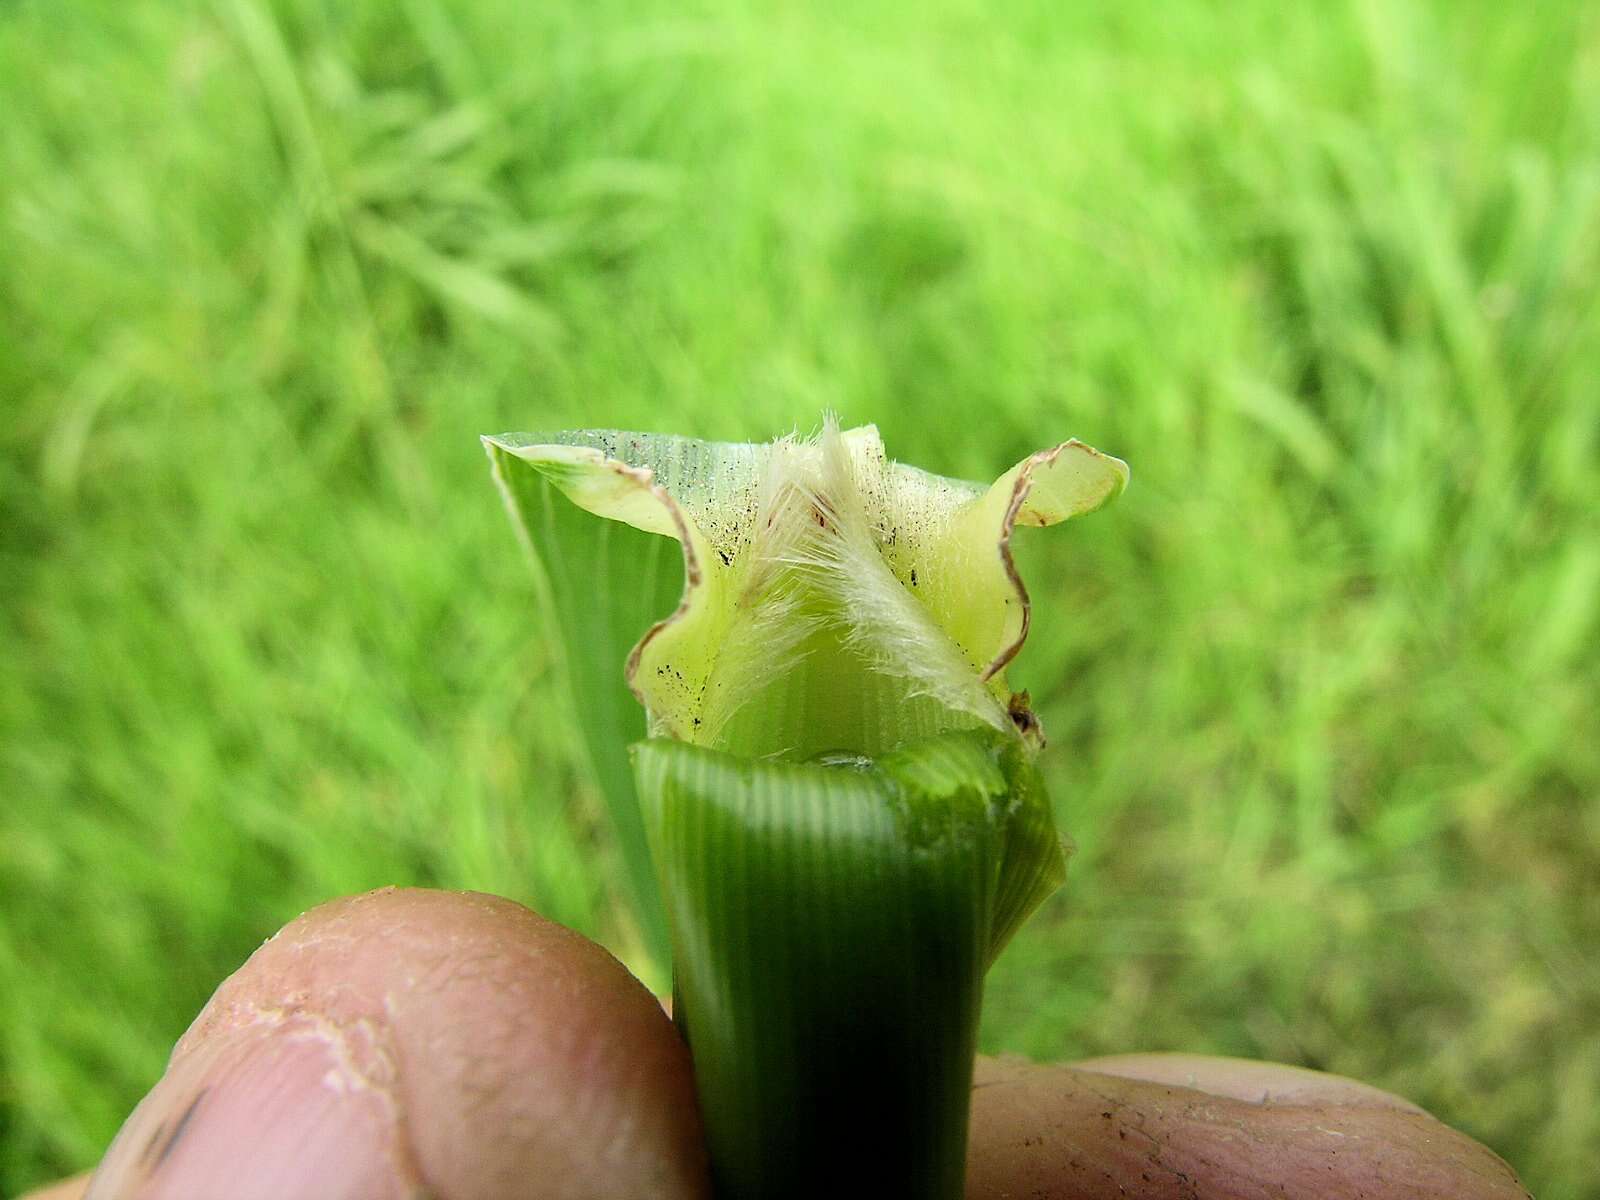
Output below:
[19,1173,90,1200]
[84,887,708,1200]
[966,1054,1530,1199]
[1070,1052,1426,1110]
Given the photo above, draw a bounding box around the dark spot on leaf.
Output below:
[1008,691,1040,738]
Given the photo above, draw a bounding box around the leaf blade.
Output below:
[484,437,677,981]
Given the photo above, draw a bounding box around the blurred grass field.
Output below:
[2,0,1597,1194]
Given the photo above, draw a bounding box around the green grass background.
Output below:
[2,0,1596,1194]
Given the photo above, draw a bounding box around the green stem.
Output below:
[633,731,1064,1199]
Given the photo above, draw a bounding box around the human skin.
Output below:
[27,888,1530,1200]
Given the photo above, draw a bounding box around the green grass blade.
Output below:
[484,438,677,980]
[634,731,1065,1199]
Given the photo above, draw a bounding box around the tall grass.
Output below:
[2,0,1596,1195]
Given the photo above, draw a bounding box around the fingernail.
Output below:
[88,1019,420,1200]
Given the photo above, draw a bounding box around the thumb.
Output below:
[80,888,707,1200]
[966,1053,1530,1199]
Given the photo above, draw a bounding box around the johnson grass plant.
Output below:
[485,421,1125,1192]
[2,0,1598,1196]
